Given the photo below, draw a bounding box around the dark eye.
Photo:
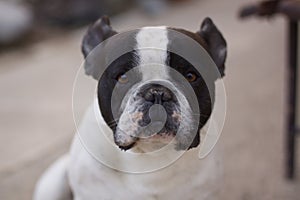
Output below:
[117,74,128,84]
[185,72,197,82]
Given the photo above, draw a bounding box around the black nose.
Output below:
[143,84,173,104]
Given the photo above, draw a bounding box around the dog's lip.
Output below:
[141,119,165,127]
[117,142,136,151]
[138,120,166,138]
[117,132,175,150]
[138,132,175,143]
[150,120,165,127]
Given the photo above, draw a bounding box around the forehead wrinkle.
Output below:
[135,26,169,80]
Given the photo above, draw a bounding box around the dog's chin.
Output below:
[115,131,176,152]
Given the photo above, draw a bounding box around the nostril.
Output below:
[162,92,172,102]
[144,90,173,104]
[142,85,174,103]
[145,89,164,104]
[144,92,155,102]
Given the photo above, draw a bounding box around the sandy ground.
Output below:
[0,0,300,199]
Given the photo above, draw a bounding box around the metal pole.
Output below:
[239,0,300,180]
[286,20,298,179]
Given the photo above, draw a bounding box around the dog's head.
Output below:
[82,16,227,152]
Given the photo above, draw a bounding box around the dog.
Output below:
[34,16,227,200]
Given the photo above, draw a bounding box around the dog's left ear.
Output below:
[197,18,227,77]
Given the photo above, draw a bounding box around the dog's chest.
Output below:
[69,137,220,200]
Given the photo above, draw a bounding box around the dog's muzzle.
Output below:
[114,82,183,150]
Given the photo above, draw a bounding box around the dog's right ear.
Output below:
[82,16,117,57]
[82,16,117,80]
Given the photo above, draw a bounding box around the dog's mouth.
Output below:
[111,81,198,151]
[114,100,189,150]
[113,88,182,151]
[114,129,178,151]
[114,105,181,151]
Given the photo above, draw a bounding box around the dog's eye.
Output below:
[185,72,197,82]
[117,74,128,84]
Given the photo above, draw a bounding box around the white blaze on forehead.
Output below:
[135,26,169,80]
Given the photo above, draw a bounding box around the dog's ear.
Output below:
[82,16,117,57]
[197,18,227,77]
[81,16,117,80]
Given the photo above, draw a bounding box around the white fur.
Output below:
[33,155,72,200]
[68,104,221,200]
[34,102,221,200]
[136,27,169,80]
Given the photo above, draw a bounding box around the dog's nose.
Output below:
[143,84,173,104]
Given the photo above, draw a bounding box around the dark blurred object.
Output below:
[285,20,298,180]
[239,0,300,180]
[239,0,279,18]
[0,1,33,45]
[0,0,133,49]
[28,0,132,27]
[239,0,300,20]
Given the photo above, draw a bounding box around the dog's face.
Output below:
[82,16,227,152]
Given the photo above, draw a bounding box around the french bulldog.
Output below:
[34,16,227,200]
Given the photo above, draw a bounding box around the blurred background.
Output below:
[0,0,299,199]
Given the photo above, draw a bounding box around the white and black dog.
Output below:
[34,16,227,200]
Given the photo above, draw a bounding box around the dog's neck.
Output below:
[77,99,206,172]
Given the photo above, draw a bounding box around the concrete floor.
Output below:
[0,0,299,199]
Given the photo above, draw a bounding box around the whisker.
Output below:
[107,118,120,126]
